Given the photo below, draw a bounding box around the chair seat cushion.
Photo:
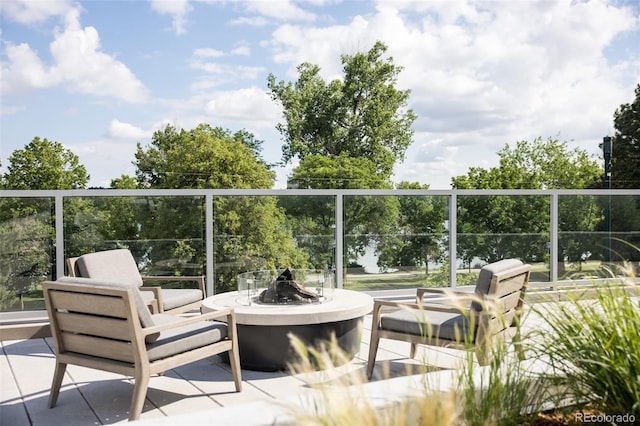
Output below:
[146,314,228,362]
[381,308,474,343]
[160,289,203,311]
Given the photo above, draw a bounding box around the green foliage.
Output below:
[457,339,544,426]
[268,41,416,178]
[377,182,447,273]
[133,124,308,292]
[452,137,602,190]
[0,207,52,310]
[135,124,274,189]
[452,138,604,266]
[611,83,640,189]
[536,282,640,417]
[3,137,89,189]
[421,259,478,288]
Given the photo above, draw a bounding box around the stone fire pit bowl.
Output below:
[202,281,373,371]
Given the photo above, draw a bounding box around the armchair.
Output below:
[366,259,531,379]
[43,277,242,421]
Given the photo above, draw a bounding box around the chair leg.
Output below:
[229,347,242,392]
[48,361,67,408]
[366,331,380,380]
[129,373,150,421]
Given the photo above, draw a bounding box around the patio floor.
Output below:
[2,309,544,426]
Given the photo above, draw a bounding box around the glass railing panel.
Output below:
[64,194,206,281]
[212,195,336,293]
[0,197,55,312]
[456,194,551,282]
[342,194,449,291]
[559,194,640,280]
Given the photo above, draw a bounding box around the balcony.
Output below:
[2,188,639,424]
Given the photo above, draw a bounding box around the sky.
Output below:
[1,0,639,189]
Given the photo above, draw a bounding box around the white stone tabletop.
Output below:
[202,289,373,326]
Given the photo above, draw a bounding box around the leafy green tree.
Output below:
[268,41,416,178]
[269,42,418,276]
[1,137,89,309]
[376,182,447,274]
[452,138,603,277]
[611,83,640,189]
[134,124,308,292]
[0,212,51,310]
[2,137,89,189]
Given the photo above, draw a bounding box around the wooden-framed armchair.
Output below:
[366,259,531,379]
[67,249,205,314]
[43,277,242,421]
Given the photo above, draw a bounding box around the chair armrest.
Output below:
[141,275,206,297]
[416,287,475,301]
[139,286,163,313]
[141,308,236,337]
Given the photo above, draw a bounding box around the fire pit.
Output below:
[237,268,333,305]
[202,269,373,371]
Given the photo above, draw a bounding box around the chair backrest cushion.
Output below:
[56,276,159,343]
[75,249,143,287]
[472,259,524,311]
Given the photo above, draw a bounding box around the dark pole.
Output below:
[603,136,612,263]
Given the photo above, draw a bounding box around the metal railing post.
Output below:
[550,192,559,283]
[55,194,65,279]
[206,194,214,295]
[449,193,457,288]
[335,193,344,289]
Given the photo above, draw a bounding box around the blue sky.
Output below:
[1,0,639,189]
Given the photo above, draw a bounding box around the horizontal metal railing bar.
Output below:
[2,188,640,197]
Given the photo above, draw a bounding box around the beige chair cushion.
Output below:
[56,276,160,343]
[161,289,204,311]
[146,314,228,361]
[381,309,472,342]
[76,249,143,287]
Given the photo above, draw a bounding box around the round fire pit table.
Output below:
[201,289,373,371]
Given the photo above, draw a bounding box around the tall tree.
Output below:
[452,138,603,276]
[3,137,89,189]
[268,41,416,178]
[611,83,640,189]
[133,124,308,291]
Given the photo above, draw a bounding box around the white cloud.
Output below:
[1,0,73,25]
[204,87,280,127]
[107,120,151,139]
[243,0,316,22]
[230,16,269,27]
[190,46,265,88]
[1,7,148,103]
[149,0,192,34]
[71,140,139,187]
[231,45,250,56]
[1,42,59,92]
[193,47,226,58]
